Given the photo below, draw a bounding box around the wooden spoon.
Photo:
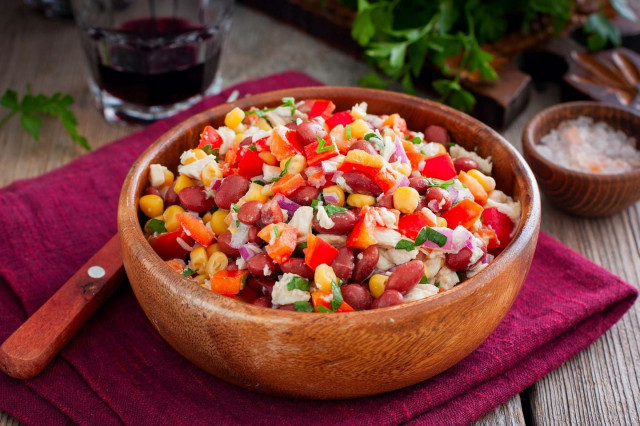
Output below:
[0,235,124,380]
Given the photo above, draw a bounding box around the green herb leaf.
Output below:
[411,136,422,144]
[424,177,456,189]
[247,145,257,151]
[242,273,248,288]
[287,276,310,292]
[182,268,198,277]
[293,301,314,312]
[357,72,389,89]
[417,226,447,247]
[324,204,348,216]
[584,12,621,51]
[420,274,429,284]
[435,281,441,288]
[315,136,335,153]
[147,218,167,234]
[202,144,214,155]
[345,124,352,140]
[281,97,296,114]
[231,204,240,212]
[273,225,280,238]
[330,280,344,312]
[364,133,378,141]
[278,156,294,178]
[253,180,266,186]
[317,305,332,313]
[395,239,416,251]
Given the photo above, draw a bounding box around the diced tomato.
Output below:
[481,207,515,248]
[326,111,355,130]
[177,213,215,247]
[210,270,247,295]
[149,229,194,260]
[422,153,457,180]
[441,199,483,230]
[308,100,336,119]
[338,149,384,178]
[398,211,436,239]
[257,223,298,264]
[272,173,306,196]
[197,125,223,150]
[458,171,488,205]
[269,126,301,161]
[374,167,397,193]
[311,291,355,313]
[304,138,339,166]
[254,136,270,152]
[305,234,339,270]
[347,208,377,249]
[476,227,500,249]
[381,114,407,132]
[237,148,265,179]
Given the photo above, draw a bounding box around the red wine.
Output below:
[88,18,220,107]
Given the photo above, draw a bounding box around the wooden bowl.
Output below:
[118,87,541,399]
[522,102,640,217]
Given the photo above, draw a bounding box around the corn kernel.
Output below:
[173,175,194,194]
[234,132,245,143]
[436,144,447,155]
[468,169,496,192]
[393,186,420,214]
[206,243,220,257]
[225,107,245,129]
[210,210,229,235]
[423,263,430,279]
[281,154,306,175]
[194,274,207,286]
[243,182,269,203]
[163,205,185,232]
[256,118,272,131]
[322,185,345,206]
[201,162,222,188]
[349,119,371,139]
[258,151,278,166]
[369,274,389,298]
[347,194,376,208]
[183,149,207,165]
[205,251,229,277]
[202,212,213,225]
[396,163,412,177]
[314,264,338,292]
[261,183,274,197]
[190,247,208,271]
[436,217,447,227]
[160,169,175,188]
[140,194,164,218]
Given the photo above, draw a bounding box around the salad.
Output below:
[139,98,520,312]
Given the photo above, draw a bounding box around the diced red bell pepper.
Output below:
[338,149,384,178]
[422,153,457,180]
[237,148,265,179]
[476,227,500,249]
[270,126,302,161]
[210,270,247,295]
[311,291,355,313]
[398,211,437,240]
[177,213,215,247]
[254,136,270,152]
[197,126,223,150]
[458,171,488,205]
[347,208,377,249]
[441,199,483,230]
[285,128,304,153]
[308,99,336,119]
[305,234,339,270]
[326,111,355,130]
[257,223,298,264]
[149,229,194,260]
[272,173,306,196]
[304,138,339,166]
[374,167,397,193]
[481,207,515,248]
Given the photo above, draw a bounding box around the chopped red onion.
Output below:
[421,227,454,250]
[274,194,301,215]
[481,253,495,265]
[323,192,340,204]
[392,175,410,191]
[211,179,222,190]
[394,137,410,164]
[229,225,249,249]
[239,243,262,262]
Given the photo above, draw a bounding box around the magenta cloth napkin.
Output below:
[0,71,637,426]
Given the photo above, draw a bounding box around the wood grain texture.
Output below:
[474,395,526,426]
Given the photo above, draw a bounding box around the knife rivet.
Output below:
[88,266,106,279]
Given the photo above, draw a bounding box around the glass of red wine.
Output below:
[70,0,234,122]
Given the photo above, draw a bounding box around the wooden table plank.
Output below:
[475,395,526,426]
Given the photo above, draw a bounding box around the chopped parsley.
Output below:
[420,274,429,284]
[364,132,377,141]
[201,144,214,155]
[294,301,314,312]
[247,144,257,151]
[287,276,310,292]
[241,273,248,288]
[231,204,240,212]
[448,142,456,148]
[330,280,343,312]
[324,204,348,216]
[317,305,332,313]
[253,180,266,186]
[147,218,166,234]
[345,124,352,140]
[182,268,198,277]
[435,281,441,288]
[281,97,296,114]
[278,156,294,179]
[424,177,456,189]
[395,239,416,251]
[315,136,334,153]
[411,137,422,144]
[310,193,325,209]
[273,225,280,238]
[396,226,447,250]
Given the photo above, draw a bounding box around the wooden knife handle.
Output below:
[0,234,125,380]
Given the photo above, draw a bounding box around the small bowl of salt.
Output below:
[523,101,640,217]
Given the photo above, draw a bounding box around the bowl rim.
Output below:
[522,101,640,181]
[118,86,541,323]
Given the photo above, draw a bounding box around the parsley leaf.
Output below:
[395,239,415,251]
[273,225,280,238]
[414,227,430,246]
[1,87,90,150]
[411,137,422,144]
[420,274,429,284]
[287,276,310,292]
[281,97,296,114]
[278,156,294,179]
[294,301,314,312]
[247,144,257,151]
[364,132,377,141]
[424,177,456,189]
[147,218,167,234]
[345,124,352,140]
[315,136,334,153]
[330,280,343,312]
[324,204,348,216]
[231,204,240,212]
[201,144,214,155]
[317,305,332,313]
[182,268,198,277]
[416,226,447,247]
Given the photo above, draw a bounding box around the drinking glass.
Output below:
[70,0,234,122]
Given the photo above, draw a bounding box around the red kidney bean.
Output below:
[409,177,429,195]
[145,186,161,197]
[425,187,452,213]
[178,186,216,213]
[445,247,473,271]
[278,304,296,311]
[376,193,394,209]
[424,125,450,145]
[331,247,355,281]
[296,121,328,146]
[285,122,298,131]
[386,260,424,295]
[247,226,261,244]
[342,171,382,196]
[247,277,276,297]
[215,175,249,210]
[341,284,373,310]
[239,136,253,147]
[279,257,314,280]
[226,261,239,271]
[164,185,179,206]
[416,197,428,211]
[240,285,259,303]
[238,200,263,225]
[312,210,359,234]
[453,157,479,173]
[217,232,240,257]
[247,253,280,278]
[349,139,377,155]
[260,200,284,225]
[288,186,319,206]
[252,297,271,308]
[371,289,404,309]
[352,246,379,283]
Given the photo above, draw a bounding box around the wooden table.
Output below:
[1,3,638,425]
